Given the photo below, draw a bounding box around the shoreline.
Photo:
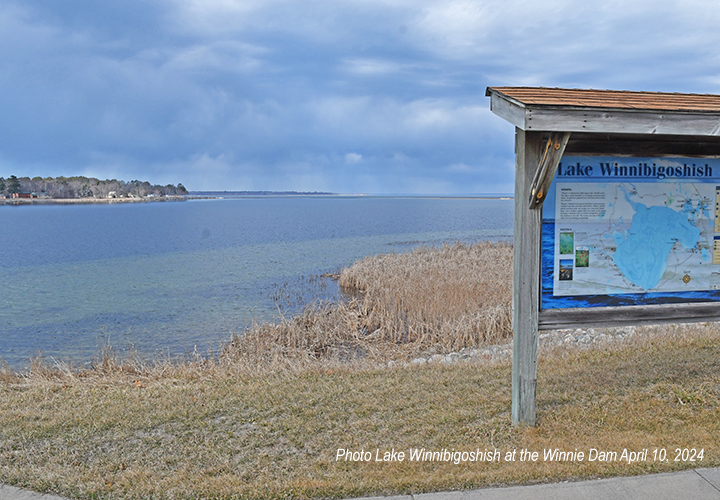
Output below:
[0,195,209,206]
[1,242,718,499]
[190,191,514,200]
[0,194,513,205]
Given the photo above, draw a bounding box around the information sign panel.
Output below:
[542,156,720,309]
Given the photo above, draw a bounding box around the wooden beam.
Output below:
[565,132,720,157]
[539,302,720,330]
[489,92,525,129]
[529,132,570,208]
[526,108,720,136]
[512,129,543,427]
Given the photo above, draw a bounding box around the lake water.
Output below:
[0,196,513,369]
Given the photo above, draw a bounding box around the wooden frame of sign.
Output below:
[486,87,720,426]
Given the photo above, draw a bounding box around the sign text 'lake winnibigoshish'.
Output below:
[542,156,720,310]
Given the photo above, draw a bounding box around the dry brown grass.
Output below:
[220,242,513,372]
[339,241,513,347]
[0,323,718,500]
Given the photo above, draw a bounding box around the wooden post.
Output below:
[512,128,543,427]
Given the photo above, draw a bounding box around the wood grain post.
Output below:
[512,128,543,427]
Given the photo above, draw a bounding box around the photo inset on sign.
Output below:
[575,246,589,268]
[559,232,574,254]
[715,186,720,233]
[559,259,574,281]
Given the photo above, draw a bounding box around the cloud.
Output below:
[446,163,474,173]
[2,0,720,193]
[341,58,404,76]
[345,153,363,164]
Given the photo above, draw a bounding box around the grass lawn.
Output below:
[1,323,718,499]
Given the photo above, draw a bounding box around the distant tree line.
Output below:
[195,190,335,196]
[0,175,188,199]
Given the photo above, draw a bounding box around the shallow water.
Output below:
[0,196,513,369]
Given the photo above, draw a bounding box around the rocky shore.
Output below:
[0,195,201,205]
[406,325,639,366]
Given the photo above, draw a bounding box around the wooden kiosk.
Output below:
[486,87,720,426]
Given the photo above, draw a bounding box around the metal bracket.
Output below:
[528,132,571,209]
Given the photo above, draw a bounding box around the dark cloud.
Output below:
[1,0,720,193]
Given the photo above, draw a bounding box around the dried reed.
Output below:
[220,241,513,369]
[339,241,512,348]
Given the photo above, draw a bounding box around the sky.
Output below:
[3,1,720,194]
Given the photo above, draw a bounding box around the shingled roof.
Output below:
[486,87,720,135]
[486,87,720,113]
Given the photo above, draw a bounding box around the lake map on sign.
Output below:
[612,187,702,290]
[552,182,714,296]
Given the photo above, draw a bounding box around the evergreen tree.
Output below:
[7,175,20,195]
